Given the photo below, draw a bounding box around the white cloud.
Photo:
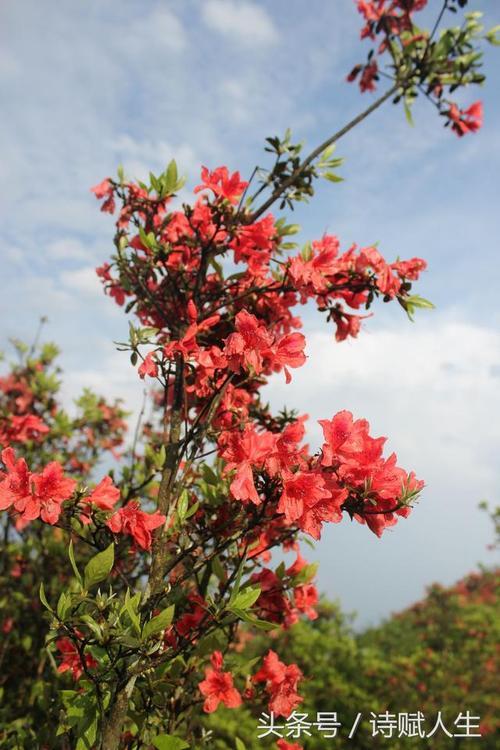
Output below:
[47,237,91,261]
[202,0,278,45]
[60,266,103,297]
[100,5,188,61]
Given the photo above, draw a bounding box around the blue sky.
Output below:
[1,0,499,626]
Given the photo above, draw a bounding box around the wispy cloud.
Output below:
[202,0,279,45]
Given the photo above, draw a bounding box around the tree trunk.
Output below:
[100,686,129,750]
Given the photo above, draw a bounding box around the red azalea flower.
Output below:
[87,475,120,511]
[277,740,303,750]
[199,651,242,713]
[224,310,273,375]
[56,636,97,680]
[278,471,331,524]
[448,101,483,137]
[253,650,303,718]
[0,448,31,512]
[194,166,248,205]
[138,352,158,379]
[106,501,165,550]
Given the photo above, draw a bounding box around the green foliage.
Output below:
[207,570,499,749]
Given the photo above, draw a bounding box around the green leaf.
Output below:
[404,99,414,126]
[229,586,261,611]
[80,614,103,640]
[201,464,218,484]
[176,490,189,523]
[300,242,313,261]
[83,543,114,590]
[320,143,336,161]
[407,295,435,310]
[166,160,178,184]
[227,554,247,606]
[235,739,246,750]
[57,592,72,620]
[212,555,226,582]
[68,540,82,585]
[39,582,53,612]
[142,605,175,640]
[228,607,276,630]
[122,589,142,636]
[292,562,319,585]
[152,734,189,750]
[485,25,500,45]
[323,172,344,183]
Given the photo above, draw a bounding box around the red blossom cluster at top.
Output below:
[348,0,429,92]
[93,166,427,350]
[347,0,485,140]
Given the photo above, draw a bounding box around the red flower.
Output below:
[138,352,158,379]
[360,61,378,92]
[278,471,331,524]
[3,414,49,444]
[231,214,276,275]
[277,740,303,750]
[253,650,303,718]
[176,593,209,638]
[91,177,112,199]
[106,501,165,550]
[0,451,76,526]
[56,636,97,680]
[30,463,77,525]
[224,310,273,375]
[296,481,347,539]
[0,448,31,512]
[294,583,318,620]
[319,410,369,466]
[272,333,307,383]
[199,651,242,713]
[447,101,483,137]
[219,426,276,505]
[194,166,248,205]
[87,476,120,511]
[91,177,115,213]
[331,308,363,342]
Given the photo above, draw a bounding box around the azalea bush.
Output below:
[0,2,498,749]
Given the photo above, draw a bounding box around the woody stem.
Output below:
[248,83,399,223]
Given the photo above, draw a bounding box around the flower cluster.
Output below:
[218,409,422,540]
[348,0,488,139]
[0,448,76,526]
[253,650,304,717]
[0,447,164,550]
